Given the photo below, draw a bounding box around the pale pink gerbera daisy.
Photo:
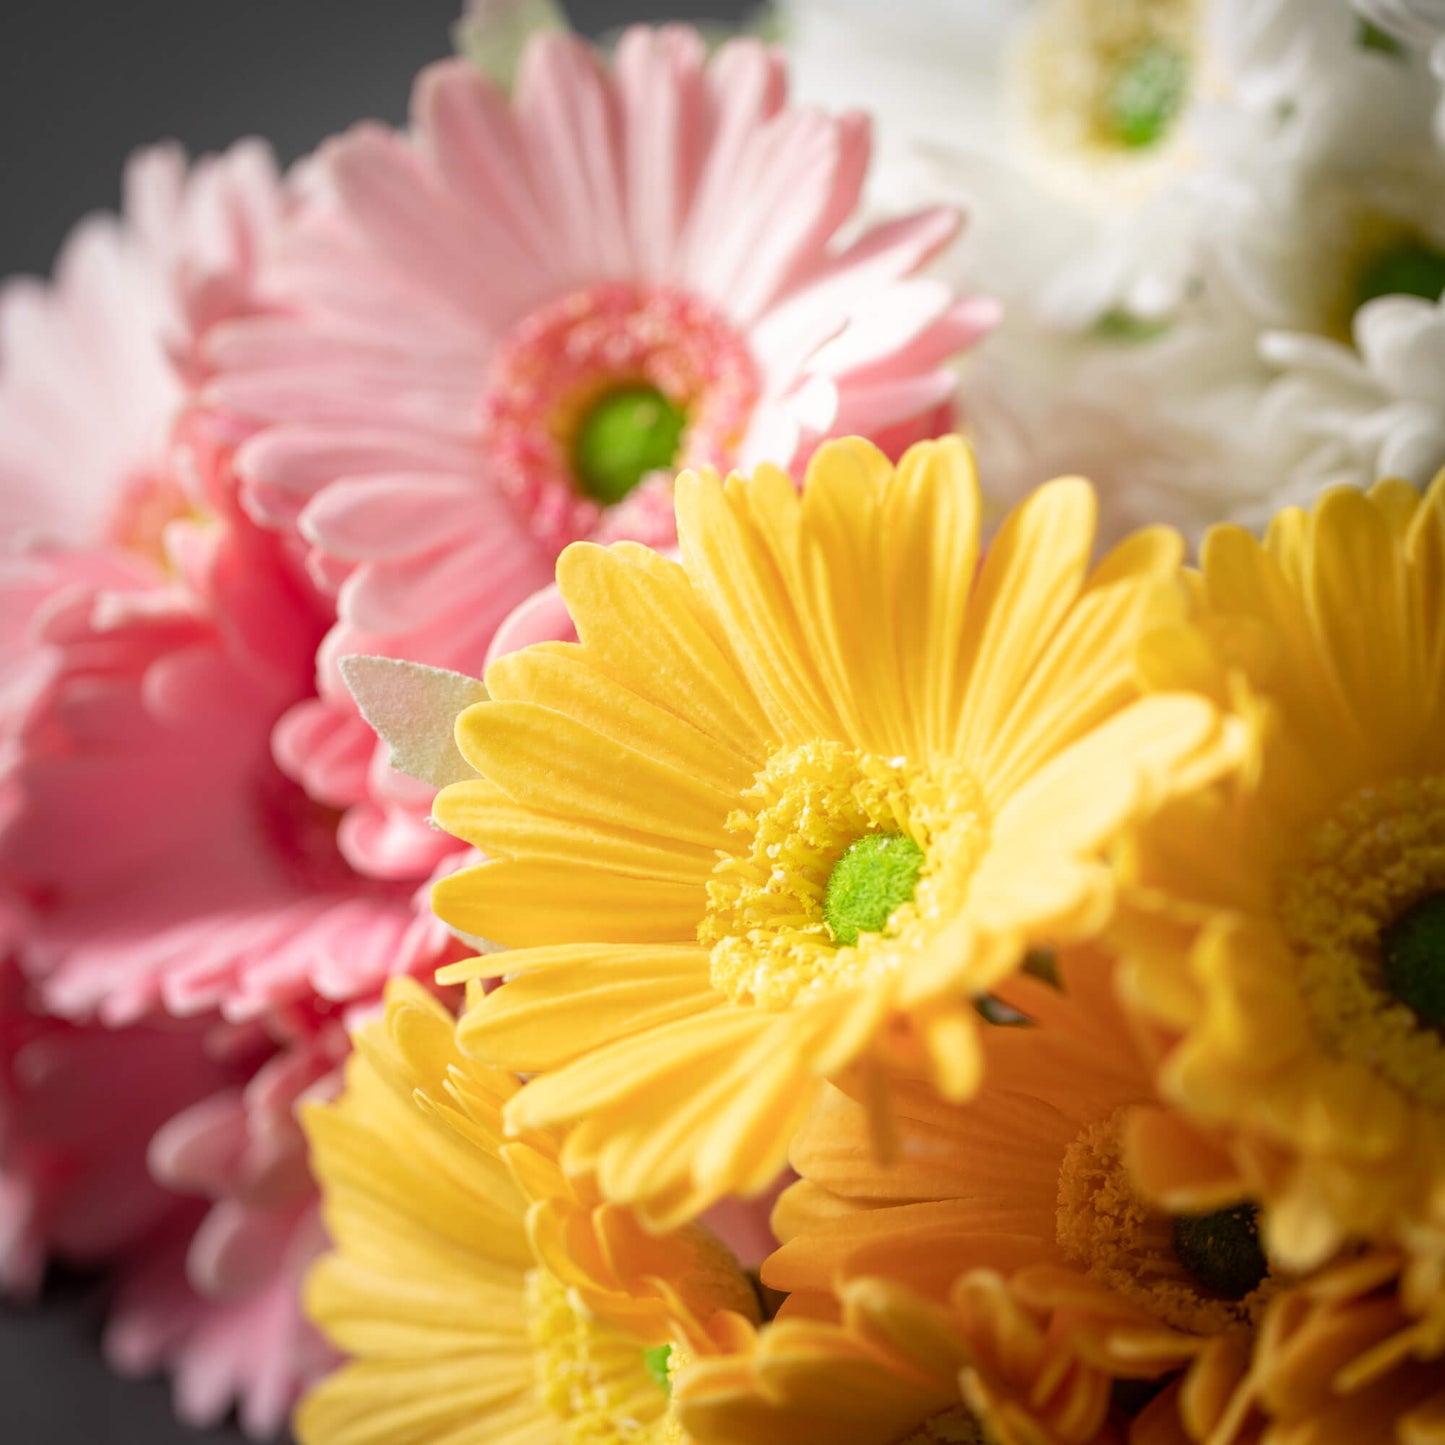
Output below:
[0,948,233,1300]
[1,943,341,1436]
[0,139,284,789]
[207,26,996,876]
[0,143,463,1434]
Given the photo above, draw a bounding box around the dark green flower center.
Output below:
[823,833,926,947]
[1105,42,1188,150]
[1171,1204,1268,1299]
[642,1343,673,1396]
[897,1404,989,1445]
[1358,18,1407,58]
[1094,308,1172,343]
[572,385,687,505]
[1380,891,1445,1026]
[1355,240,1445,315]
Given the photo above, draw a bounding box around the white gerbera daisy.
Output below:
[1356,0,1445,46]
[781,0,1347,326]
[786,0,1445,531]
[1354,0,1445,128]
[1221,16,1445,496]
[1256,295,1445,499]
[963,282,1274,541]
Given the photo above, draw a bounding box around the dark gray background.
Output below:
[0,0,754,276]
[0,1,748,1440]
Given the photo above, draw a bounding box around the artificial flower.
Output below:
[765,953,1260,1358]
[1354,0,1445,142]
[1134,1250,1445,1444]
[8,7,1445,1441]
[1095,1,1445,517]
[429,435,1239,1227]
[0,946,335,1435]
[0,952,234,1299]
[1357,0,1445,48]
[0,138,282,552]
[297,977,759,1445]
[782,0,1445,538]
[780,0,1341,327]
[206,24,994,885]
[676,1270,1139,1445]
[672,957,1249,1445]
[1121,475,1445,1268]
[1254,293,1445,503]
[1236,103,1445,501]
[0,138,462,1433]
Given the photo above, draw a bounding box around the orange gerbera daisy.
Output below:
[295,979,757,1445]
[1132,1251,1445,1445]
[430,436,1238,1226]
[676,1270,1137,1445]
[1120,476,1445,1268]
[766,952,1259,1374]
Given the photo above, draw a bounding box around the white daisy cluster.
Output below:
[782,0,1445,538]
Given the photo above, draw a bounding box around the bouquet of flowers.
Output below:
[3,1,1444,1441]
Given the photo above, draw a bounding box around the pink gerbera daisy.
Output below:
[0,947,339,1436]
[0,950,234,1300]
[0,141,463,1433]
[206,25,997,876]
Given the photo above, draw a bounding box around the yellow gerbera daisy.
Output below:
[675,1269,1133,1445]
[1120,476,1445,1268]
[295,979,757,1445]
[432,436,1238,1226]
[1131,1252,1445,1445]
[766,953,1255,1371]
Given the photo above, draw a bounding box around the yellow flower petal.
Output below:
[432,857,703,946]
[429,439,1222,1222]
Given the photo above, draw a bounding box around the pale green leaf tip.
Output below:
[453,0,570,89]
[339,655,488,791]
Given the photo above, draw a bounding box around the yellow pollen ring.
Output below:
[1025,0,1198,167]
[699,741,988,1010]
[1055,1111,1273,1340]
[1278,775,1445,1109]
[524,1269,675,1444]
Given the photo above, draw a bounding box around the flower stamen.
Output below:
[480,282,758,555]
[525,1269,674,1443]
[1056,1112,1273,1338]
[1278,775,1445,1107]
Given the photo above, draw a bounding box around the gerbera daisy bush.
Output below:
[3,1,1445,1443]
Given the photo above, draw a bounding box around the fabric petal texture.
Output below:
[433,435,1240,1228]
[208,25,991,890]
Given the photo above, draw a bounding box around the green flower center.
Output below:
[1105,42,1188,149]
[572,384,687,505]
[1094,308,1172,343]
[1358,18,1407,58]
[642,1344,673,1396]
[1171,1204,1268,1300]
[1354,240,1445,314]
[897,1405,990,1445]
[823,833,926,947]
[1380,891,1445,1026]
